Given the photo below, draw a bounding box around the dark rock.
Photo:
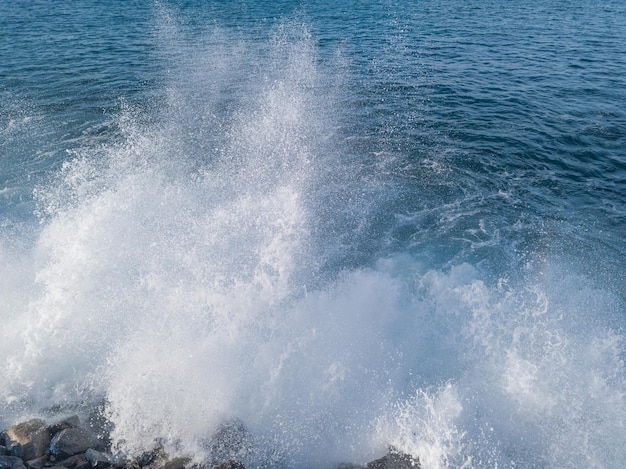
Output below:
[122,445,167,469]
[0,456,27,469]
[54,454,90,469]
[85,450,111,469]
[47,417,81,438]
[25,456,48,469]
[84,405,113,451]
[366,448,418,469]
[118,459,140,469]
[135,446,165,468]
[75,459,92,469]
[4,419,51,461]
[159,458,190,469]
[49,428,101,459]
[213,461,245,469]
[0,448,7,457]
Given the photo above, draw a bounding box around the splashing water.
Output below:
[1,8,625,469]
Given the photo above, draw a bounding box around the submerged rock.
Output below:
[3,419,50,461]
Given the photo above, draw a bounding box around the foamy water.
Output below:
[1,2,626,468]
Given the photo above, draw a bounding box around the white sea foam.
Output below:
[1,13,625,469]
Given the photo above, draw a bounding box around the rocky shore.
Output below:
[0,417,419,469]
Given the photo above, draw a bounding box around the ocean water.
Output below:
[1,1,626,467]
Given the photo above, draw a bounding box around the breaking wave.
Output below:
[1,12,625,469]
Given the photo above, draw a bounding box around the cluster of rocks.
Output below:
[0,417,418,469]
[0,416,241,469]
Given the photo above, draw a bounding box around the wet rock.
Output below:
[213,461,245,469]
[135,447,164,468]
[118,445,166,469]
[49,428,101,460]
[365,448,419,469]
[24,456,48,469]
[54,454,90,469]
[85,449,111,469]
[84,406,113,451]
[47,417,81,438]
[159,457,190,469]
[3,419,50,461]
[0,455,27,469]
[131,445,166,469]
[119,460,139,469]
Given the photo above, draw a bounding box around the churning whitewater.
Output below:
[2,2,626,468]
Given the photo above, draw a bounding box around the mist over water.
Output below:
[2,2,626,468]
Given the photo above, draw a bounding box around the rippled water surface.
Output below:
[1,1,625,467]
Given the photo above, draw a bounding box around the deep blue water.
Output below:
[1,1,626,467]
